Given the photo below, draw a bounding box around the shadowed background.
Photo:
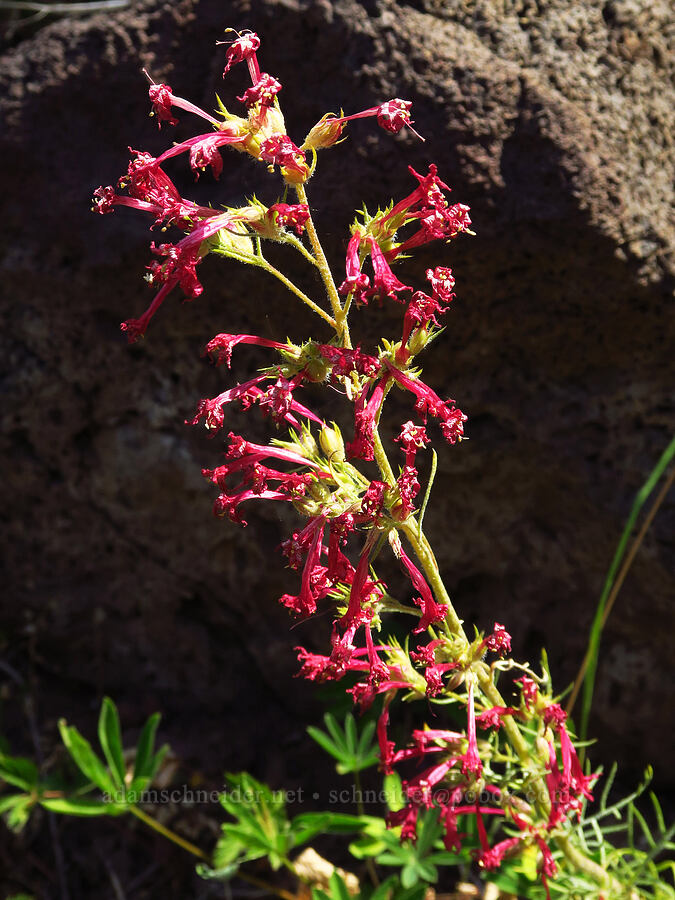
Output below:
[1,0,673,895]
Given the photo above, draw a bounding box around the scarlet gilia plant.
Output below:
[81,27,672,900]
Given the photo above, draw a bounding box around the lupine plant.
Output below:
[2,27,673,900]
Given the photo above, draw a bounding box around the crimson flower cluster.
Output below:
[96,29,601,899]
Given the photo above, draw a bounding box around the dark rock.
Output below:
[1,0,673,892]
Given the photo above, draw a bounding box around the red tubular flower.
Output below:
[221,30,261,79]
[377,703,397,774]
[401,290,445,346]
[280,517,326,617]
[340,549,382,631]
[259,135,309,180]
[327,98,421,139]
[345,378,388,461]
[237,72,282,108]
[460,681,483,778]
[386,803,419,843]
[376,99,415,133]
[148,80,220,127]
[364,624,390,686]
[476,706,518,730]
[203,333,291,368]
[385,360,467,445]
[120,210,241,341]
[382,164,450,224]
[148,83,178,126]
[213,486,288,525]
[187,375,267,432]
[133,128,247,180]
[516,675,539,710]
[395,421,430,466]
[482,622,512,656]
[318,345,380,379]
[426,266,456,302]
[367,238,411,304]
[394,465,420,519]
[479,836,522,871]
[543,702,568,728]
[404,758,457,809]
[266,202,310,235]
[338,231,370,302]
[397,546,448,633]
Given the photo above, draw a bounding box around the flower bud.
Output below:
[302,115,346,151]
[296,430,319,457]
[319,424,345,463]
[407,327,430,356]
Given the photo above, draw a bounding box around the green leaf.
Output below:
[400,863,419,889]
[0,793,31,816]
[326,871,352,900]
[58,720,115,795]
[306,726,343,761]
[40,796,123,817]
[578,434,675,742]
[291,811,372,840]
[344,713,358,752]
[98,697,126,789]
[0,754,38,792]
[4,795,33,832]
[348,833,388,859]
[132,712,160,783]
[323,714,348,753]
[196,860,241,882]
[383,772,404,812]
[357,720,376,756]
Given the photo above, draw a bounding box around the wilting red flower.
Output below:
[266,202,310,234]
[345,378,388,461]
[516,675,539,710]
[460,681,483,777]
[237,72,282,108]
[148,83,178,126]
[482,622,512,656]
[203,333,291,368]
[221,30,261,78]
[338,231,370,301]
[476,706,518,730]
[397,546,448,633]
[426,265,456,302]
[366,238,411,303]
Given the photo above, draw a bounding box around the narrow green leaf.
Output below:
[0,754,38,792]
[344,713,358,752]
[327,871,351,900]
[323,714,347,753]
[0,793,30,815]
[307,726,343,761]
[132,712,160,782]
[58,720,115,794]
[98,697,126,789]
[348,834,388,859]
[196,860,241,882]
[383,771,404,812]
[400,863,418,889]
[580,434,675,741]
[4,795,33,832]
[40,796,121,817]
[356,720,376,757]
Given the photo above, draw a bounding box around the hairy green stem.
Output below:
[129,804,209,861]
[294,183,351,346]
[259,258,336,328]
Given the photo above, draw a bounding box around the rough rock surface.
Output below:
[1,0,673,893]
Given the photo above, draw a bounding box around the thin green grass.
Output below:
[567,434,675,744]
